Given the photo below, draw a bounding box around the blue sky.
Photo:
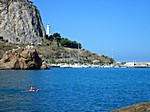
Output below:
[33,0,150,62]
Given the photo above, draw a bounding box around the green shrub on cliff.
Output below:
[46,33,82,49]
[60,38,82,49]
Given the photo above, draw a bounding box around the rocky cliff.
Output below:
[0,0,45,44]
[0,46,48,70]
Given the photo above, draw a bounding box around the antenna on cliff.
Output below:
[111,49,114,59]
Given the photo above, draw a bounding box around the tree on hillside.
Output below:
[60,38,68,47]
[53,33,61,43]
[78,43,82,49]
[46,35,54,41]
[45,32,82,49]
[60,38,82,49]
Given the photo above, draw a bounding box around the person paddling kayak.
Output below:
[28,86,35,92]
[28,86,39,92]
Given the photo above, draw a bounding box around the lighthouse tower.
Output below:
[46,24,50,36]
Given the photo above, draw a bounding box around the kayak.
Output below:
[28,89,39,92]
[21,89,39,92]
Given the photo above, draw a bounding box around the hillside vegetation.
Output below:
[0,39,114,65]
[38,33,114,65]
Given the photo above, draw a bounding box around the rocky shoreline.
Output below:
[0,46,48,70]
[111,102,150,112]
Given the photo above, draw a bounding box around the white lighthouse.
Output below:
[46,24,50,36]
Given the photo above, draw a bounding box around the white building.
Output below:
[46,24,50,36]
[124,62,150,68]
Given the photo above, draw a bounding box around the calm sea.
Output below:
[0,68,150,112]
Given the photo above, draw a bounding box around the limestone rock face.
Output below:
[0,46,48,70]
[0,0,45,44]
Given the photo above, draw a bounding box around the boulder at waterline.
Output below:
[0,46,48,70]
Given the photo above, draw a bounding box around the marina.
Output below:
[47,62,150,68]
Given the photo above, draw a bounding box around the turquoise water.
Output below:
[0,68,150,112]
